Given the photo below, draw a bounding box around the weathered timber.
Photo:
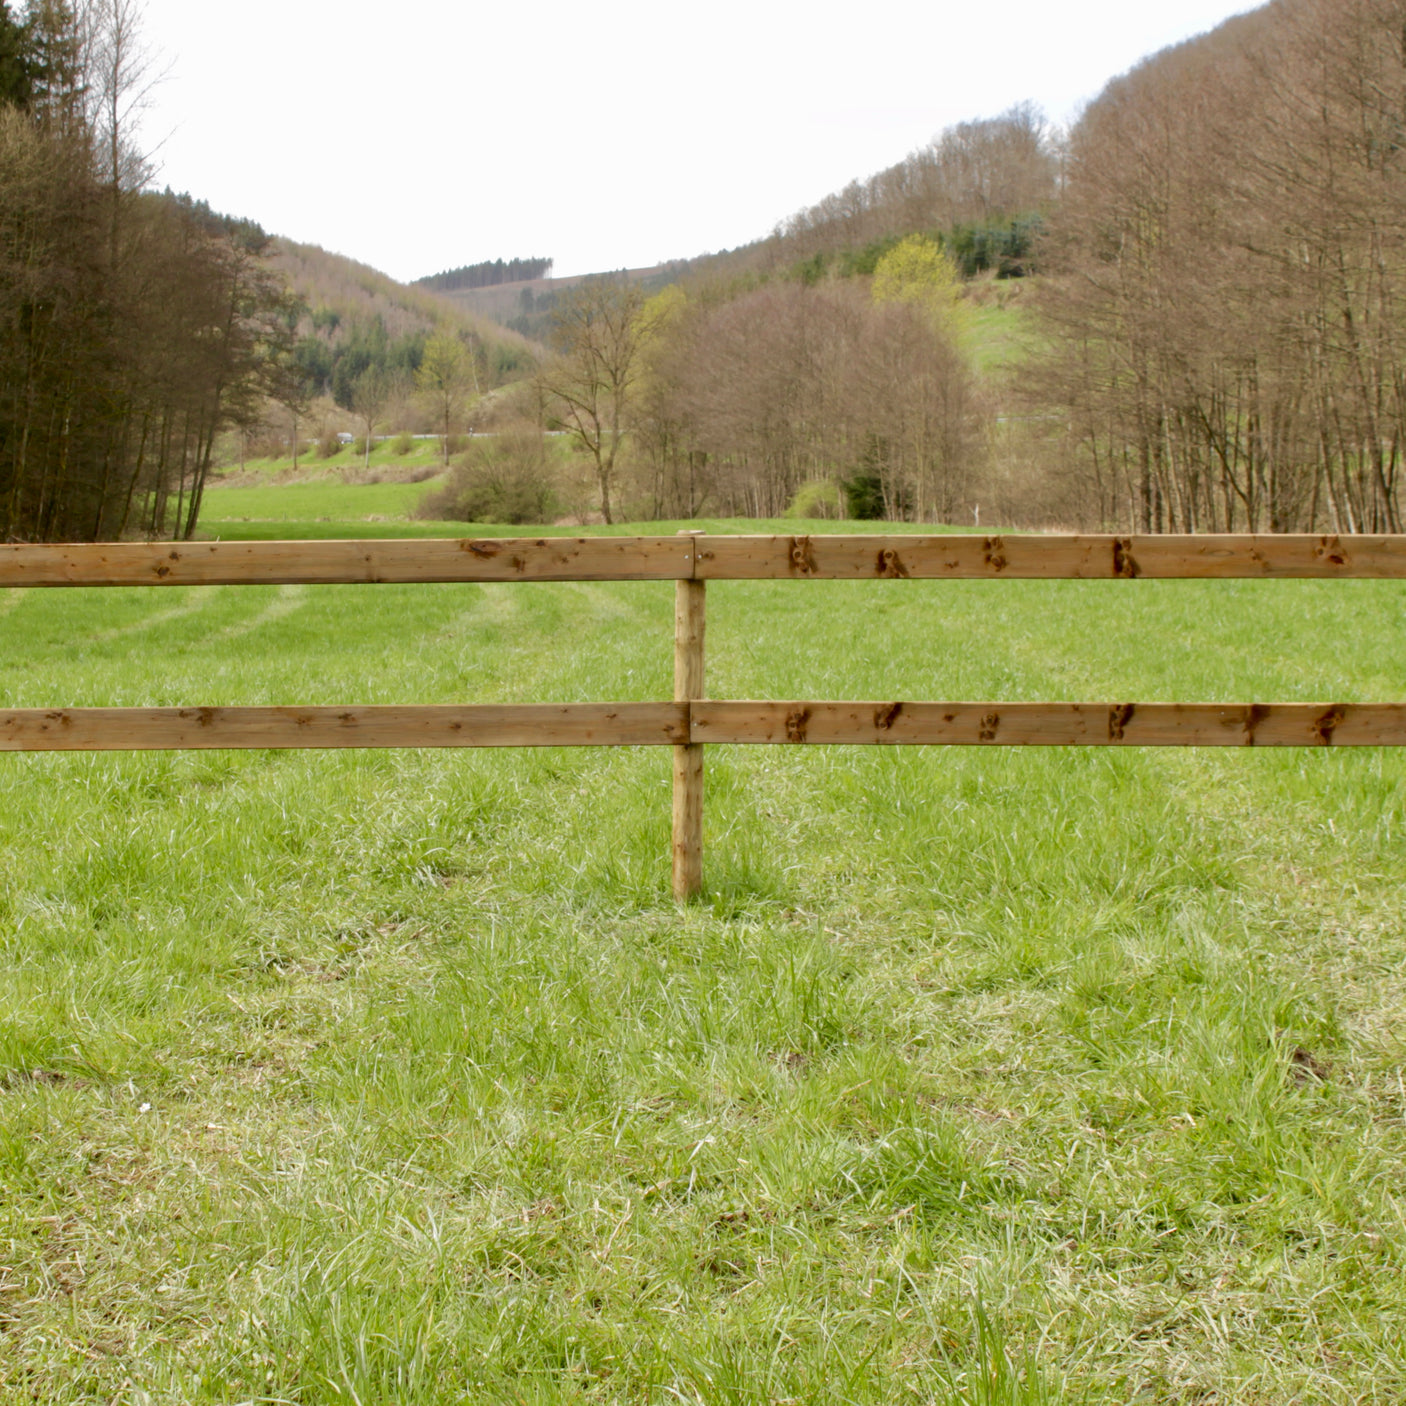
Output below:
[0,703,689,751]
[694,534,1406,580]
[5,534,1406,587]
[0,537,695,587]
[690,702,1406,746]
[672,536,707,900]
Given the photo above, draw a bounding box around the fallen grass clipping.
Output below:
[1,519,1404,1403]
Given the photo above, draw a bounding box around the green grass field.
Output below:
[202,477,449,534]
[2,510,1405,1403]
[967,298,1032,376]
[202,442,449,536]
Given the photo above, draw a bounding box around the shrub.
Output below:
[316,432,342,460]
[784,479,846,520]
[391,431,415,456]
[417,425,557,525]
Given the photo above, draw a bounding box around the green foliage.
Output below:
[390,431,415,456]
[292,334,334,392]
[837,234,906,278]
[315,319,424,410]
[784,479,846,519]
[786,217,1041,294]
[0,0,32,108]
[873,234,972,344]
[842,472,887,519]
[946,217,1043,280]
[418,426,557,525]
[487,339,535,382]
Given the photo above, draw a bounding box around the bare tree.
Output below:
[86,0,162,260]
[1030,0,1406,533]
[351,368,401,470]
[416,331,478,466]
[537,279,657,524]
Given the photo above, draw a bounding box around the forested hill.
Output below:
[272,239,544,405]
[437,101,1062,345]
[274,240,543,360]
[431,260,708,343]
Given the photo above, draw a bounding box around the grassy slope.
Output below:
[1,510,1405,1402]
[968,298,1031,376]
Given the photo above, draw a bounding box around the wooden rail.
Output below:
[5,701,1402,753]
[3,531,1404,898]
[0,704,688,751]
[4,532,1406,585]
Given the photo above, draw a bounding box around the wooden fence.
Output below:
[3,531,1405,898]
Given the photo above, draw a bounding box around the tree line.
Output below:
[415,258,554,294]
[431,236,985,528]
[1030,0,1406,533]
[0,0,298,542]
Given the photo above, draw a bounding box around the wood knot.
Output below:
[1315,534,1346,567]
[1108,703,1135,741]
[154,564,171,578]
[982,537,1007,573]
[1112,537,1138,578]
[872,702,903,731]
[978,711,1000,742]
[784,707,812,743]
[876,549,909,579]
[1240,704,1268,744]
[1313,706,1346,745]
[788,536,817,574]
[463,540,500,559]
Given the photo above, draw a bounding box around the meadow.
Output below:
[1,504,1405,1403]
[202,445,449,536]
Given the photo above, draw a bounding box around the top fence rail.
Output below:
[3,533,1406,588]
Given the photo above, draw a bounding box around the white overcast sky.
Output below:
[133,0,1262,283]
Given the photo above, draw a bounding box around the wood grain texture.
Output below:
[694,534,1406,580]
[672,563,707,900]
[4,701,1402,753]
[5,533,1406,586]
[0,537,695,587]
[0,703,689,751]
[690,701,1406,746]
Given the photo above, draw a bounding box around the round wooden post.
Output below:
[673,532,706,900]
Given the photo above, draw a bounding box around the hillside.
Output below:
[434,258,734,342]
[433,105,1059,347]
[273,238,546,391]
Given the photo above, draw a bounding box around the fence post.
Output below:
[673,531,706,900]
